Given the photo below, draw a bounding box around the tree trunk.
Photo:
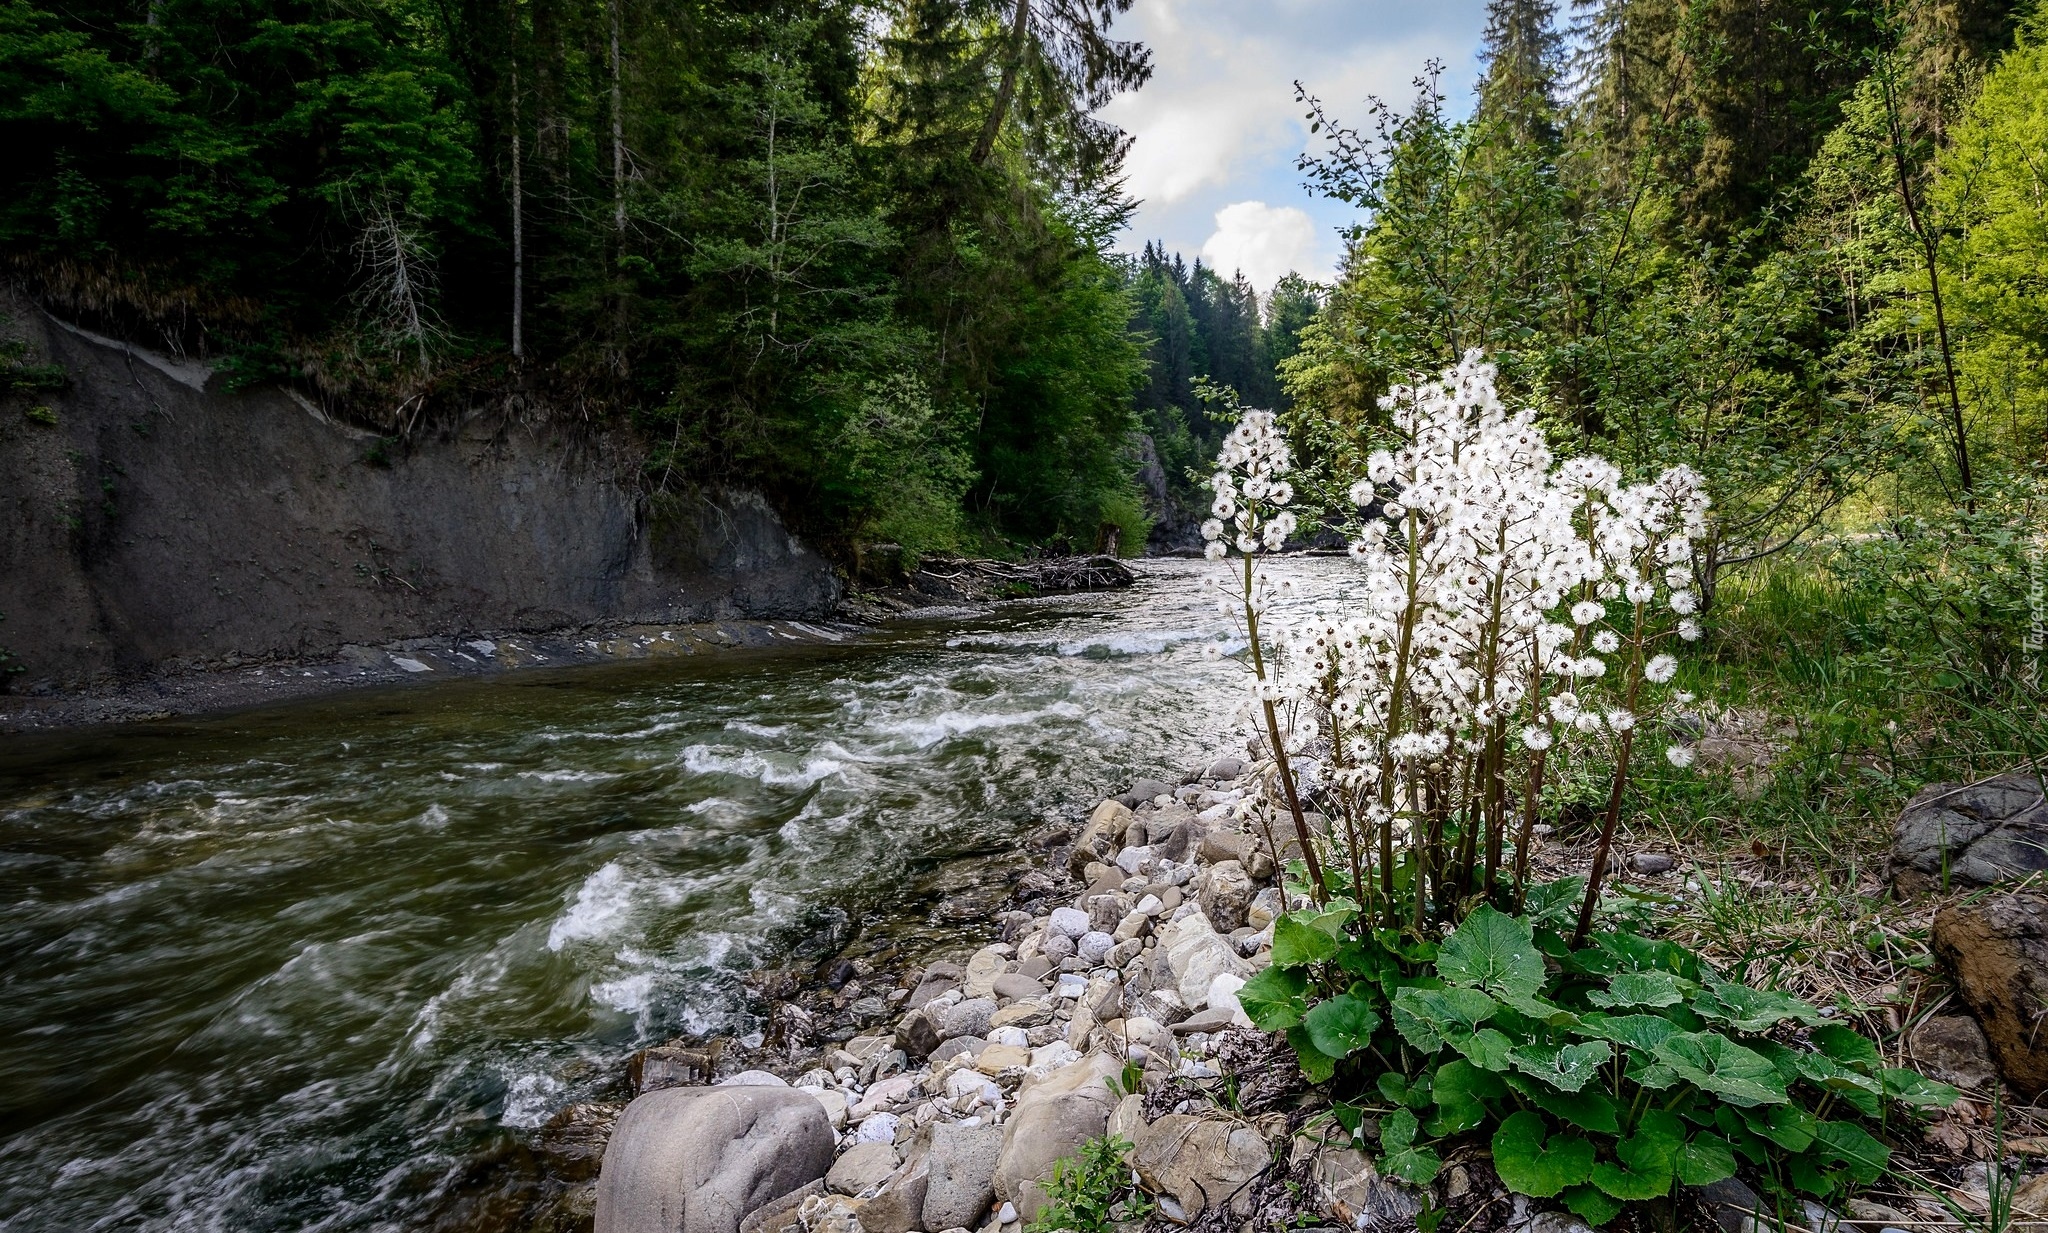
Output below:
[510,51,525,359]
[610,0,625,236]
[971,0,1031,165]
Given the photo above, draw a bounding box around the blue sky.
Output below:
[1098,0,1492,294]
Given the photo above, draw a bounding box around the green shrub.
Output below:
[1027,1136,1152,1233]
[1239,900,1956,1225]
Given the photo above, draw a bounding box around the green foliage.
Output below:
[1245,892,1957,1225]
[1027,1136,1151,1233]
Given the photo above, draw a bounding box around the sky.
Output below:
[1098,0,1492,296]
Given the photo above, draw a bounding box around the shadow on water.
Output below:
[0,558,1355,1231]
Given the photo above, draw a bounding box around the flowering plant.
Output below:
[1203,353,1952,1222]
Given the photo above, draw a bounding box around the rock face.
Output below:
[595,1086,836,1233]
[0,291,841,695]
[921,1122,1003,1230]
[1909,1014,2000,1091]
[1129,1115,1269,1218]
[1893,772,2048,891]
[993,1054,1121,1220]
[1933,892,2048,1095]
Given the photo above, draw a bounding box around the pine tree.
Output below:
[1477,0,1566,144]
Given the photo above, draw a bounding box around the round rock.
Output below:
[594,1085,834,1233]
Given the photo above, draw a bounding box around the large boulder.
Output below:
[855,1153,930,1233]
[1129,1114,1269,1218]
[1933,892,2048,1095]
[1909,1014,2000,1090]
[595,1085,835,1233]
[1895,772,2048,892]
[993,1054,1122,1221]
[1070,801,1132,876]
[1159,913,1255,1009]
[922,1122,1004,1231]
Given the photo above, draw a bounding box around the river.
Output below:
[0,557,1353,1232]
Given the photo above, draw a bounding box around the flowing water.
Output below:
[0,558,1353,1233]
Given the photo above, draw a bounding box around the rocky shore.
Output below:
[522,750,1525,1233]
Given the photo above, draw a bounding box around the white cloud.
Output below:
[1200,201,1326,289]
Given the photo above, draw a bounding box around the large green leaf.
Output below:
[1590,1109,1681,1200]
[1810,1024,1882,1069]
[1879,1067,1959,1108]
[1814,1121,1890,1184]
[1391,985,1498,1053]
[1503,1072,1620,1134]
[1507,1041,1613,1093]
[1575,1012,1683,1052]
[1378,1109,1445,1185]
[1675,1133,1739,1186]
[1562,1184,1625,1227]
[1379,1071,1432,1110]
[1653,1032,1790,1106]
[1586,970,1690,1009]
[1436,904,1548,1002]
[1272,912,1341,968]
[1691,981,1828,1032]
[1741,1104,1817,1152]
[1427,1060,1504,1137]
[1235,966,1308,1031]
[1303,992,1381,1059]
[1286,1025,1339,1082]
[1491,1111,1595,1199]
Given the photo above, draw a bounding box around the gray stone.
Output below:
[630,1046,715,1096]
[828,1142,899,1197]
[963,950,1007,999]
[922,1122,1004,1231]
[1084,892,1131,932]
[738,1180,822,1233]
[594,1086,835,1233]
[906,962,963,1011]
[1159,914,1254,1009]
[1697,1176,1768,1233]
[1129,1114,1268,1218]
[1118,779,1176,810]
[1038,932,1075,963]
[938,998,997,1041]
[718,1070,789,1088]
[1076,931,1116,964]
[898,1009,941,1060]
[1204,757,1245,781]
[1047,907,1091,939]
[1198,861,1255,932]
[1909,1014,1999,1090]
[1629,852,1677,874]
[1016,955,1053,981]
[993,1054,1121,1220]
[1199,829,1247,864]
[991,973,1045,1004]
[930,1036,988,1065]
[1069,801,1131,875]
[1246,887,1284,930]
[1306,1143,1423,1228]
[856,1153,931,1233]
[1894,773,2048,890]
[1170,1008,1238,1035]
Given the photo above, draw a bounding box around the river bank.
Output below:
[0,555,1135,733]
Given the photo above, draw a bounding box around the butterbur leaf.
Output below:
[1236,966,1308,1031]
[1575,1013,1683,1052]
[1742,1104,1817,1152]
[1503,1073,1620,1134]
[1880,1068,1959,1107]
[1522,877,1588,928]
[1382,1143,1443,1186]
[1379,1071,1432,1110]
[1810,1024,1883,1069]
[1788,1152,1837,1198]
[1594,1109,1682,1200]
[1577,931,1701,979]
[1428,1060,1505,1137]
[1286,1026,1339,1083]
[1303,993,1381,1059]
[1273,913,1340,968]
[1562,1184,1625,1227]
[1436,904,1547,1002]
[1507,1041,1613,1093]
[1624,1050,1681,1091]
[1676,1133,1739,1186]
[1793,1053,1883,1118]
[1491,1111,1595,1198]
[1652,1032,1790,1106]
[1331,1102,1365,1144]
[1692,981,1828,1032]
[1381,1108,1421,1152]
[1814,1121,1890,1184]
[1587,970,1689,1009]
[1391,985,1497,1053]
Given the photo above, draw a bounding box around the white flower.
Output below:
[1666,745,1695,769]
[1592,630,1621,654]
[1669,590,1698,615]
[1571,600,1604,626]
[1200,518,1224,542]
[1644,654,1678,684]
[1574,712,1603,733]
[1625,580,1655,604]
[1204,541,1227,560]
[1270,481,1294,506]
[1383,502,1407,521]
[1678,619,1701,642]
[1605,708,1636,732]
[1348,479,1374,506]
[1212,497,1237,519]
[1522,726,1553,751]
[1366,451,1396,483]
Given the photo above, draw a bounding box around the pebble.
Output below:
[989,1026,1029,1047]
[1077,931,1116,963]
[1115,846,1153,874]
[853,1112,899,1143]
[1133,893,1164,916]
[717,1069,788,1087]
[997,1203,1017,1224]
[1629,852,1677,874]
[1054,973,1088,999]
[1047,907,1090,939]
